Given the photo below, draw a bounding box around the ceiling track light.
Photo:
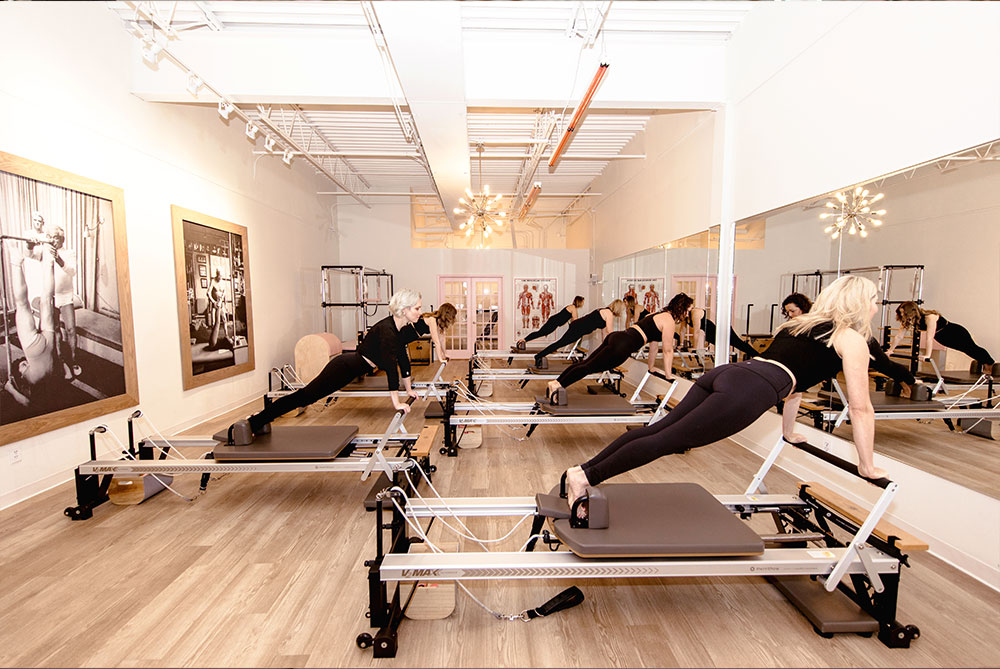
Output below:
[282,150,294,166]
[245,122,259,141]
[186,73,203,97]
[263,136,276,153]
[218,100,235,121]
[141,36,164,65]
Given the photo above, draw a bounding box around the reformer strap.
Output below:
[522,587,584,620]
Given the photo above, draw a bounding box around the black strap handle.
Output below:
[524,586,584,620]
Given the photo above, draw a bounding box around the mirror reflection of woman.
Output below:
[516,296,584,349]
[887,301,995,372]
[561,276,889,518]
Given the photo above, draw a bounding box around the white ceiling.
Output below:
[113,1,751,239]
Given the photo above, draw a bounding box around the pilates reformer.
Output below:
[64,400,437,521]
[472,339,585,364]
[358,436,924,658]
[914,358,997,398]
[466,357,622,397]
[438,370,678,456]
[266,361,454,407]
[815,377,1000,431]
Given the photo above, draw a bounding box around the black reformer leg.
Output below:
[440,388,459,457]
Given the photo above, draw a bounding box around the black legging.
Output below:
[556,329,644,389]
[581,359,792,485]
[524,308,573,343]
[534,317,604,361]
[702,318,758,359]
[250,352,374,429]
[932,322,994,365]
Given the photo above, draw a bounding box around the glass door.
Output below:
[439,276,502,358]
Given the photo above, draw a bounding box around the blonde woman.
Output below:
[561,275,887,516]
[533,299,625,367]
[246,289,423,435]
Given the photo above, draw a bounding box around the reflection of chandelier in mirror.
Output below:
[454,143,506,249]
[819,186,886,239]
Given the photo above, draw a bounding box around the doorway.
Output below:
[439,276,503,358]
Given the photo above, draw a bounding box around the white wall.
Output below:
[0,5,338,508]
[577,110,720,271]
[336,201,590,349]
[729,3,1000,221]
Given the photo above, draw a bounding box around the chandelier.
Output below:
[819,186,886,239]
[454,143,506,248]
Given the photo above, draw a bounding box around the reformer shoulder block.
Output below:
[411,424,439,459]
[799,482,928,552]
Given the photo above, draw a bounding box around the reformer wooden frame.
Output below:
[170,205,255,390]
[0,151,139,445]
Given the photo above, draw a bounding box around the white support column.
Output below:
[714,104,737,364]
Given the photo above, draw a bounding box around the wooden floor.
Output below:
[1,361,998,668]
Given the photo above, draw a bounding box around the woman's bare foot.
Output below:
[858,464,888,480]
[565,466,590,518]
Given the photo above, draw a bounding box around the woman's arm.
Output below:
[782,393,806,443]
[885,326,907,356]
[426,317,449,362]
[690,308,706,350]
[659,316,677,380]
[836,329,886,479]
[922,314,938,360]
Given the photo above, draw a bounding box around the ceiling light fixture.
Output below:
[141,36,163,65]
[518,182,542,219]
[548,62,609,169]
[455,143,506,249]
[819,185,886,273]
[282,150,294,166]
[186,73,203,97]
[263,135,276,153]
[245,122,259,141]
[217,100,234,121]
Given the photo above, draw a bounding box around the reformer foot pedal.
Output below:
[767,575,878,638]
[516,341,526,351]
[551,387,567,405]
[570,487,609,529]
[535,357,549,370]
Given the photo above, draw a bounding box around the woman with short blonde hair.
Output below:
[561,275,888,518]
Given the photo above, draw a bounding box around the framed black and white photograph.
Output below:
[171,205,254,389]
[0,151,139,445]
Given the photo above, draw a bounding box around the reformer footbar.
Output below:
[63,401,431,521]
[359,436,923,658]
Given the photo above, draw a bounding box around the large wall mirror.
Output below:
[600,225,725,372]
[731,139,1000,499]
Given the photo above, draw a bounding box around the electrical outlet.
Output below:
[9,447,22,465]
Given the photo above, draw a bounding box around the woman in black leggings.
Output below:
[246,289,424,434]
[689,307,758,360]
[533,300,624,367]
[544,295,692,401]
[517,296,584,348]
[887,301,995,370]
[561,275,888,516]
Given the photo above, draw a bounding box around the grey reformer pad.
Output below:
[544,482,764,558]
[534,394,636,416]
[212,425,359,461]
[342,376,404,392]
[819,390,944,412]
[926,371,987,385]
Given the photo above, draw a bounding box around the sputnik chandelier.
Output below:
[454,143,507,248]
[819,186,886,239]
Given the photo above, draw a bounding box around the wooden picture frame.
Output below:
[0,151,139,445]
[170,205,255,389]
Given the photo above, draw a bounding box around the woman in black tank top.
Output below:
[532,300,625,366]
[544,294,694,400]
[887,301,994,368]
[517,296,585,347]
[560,276,889,519]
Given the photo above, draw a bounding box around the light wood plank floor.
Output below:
[1,361,998,668]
